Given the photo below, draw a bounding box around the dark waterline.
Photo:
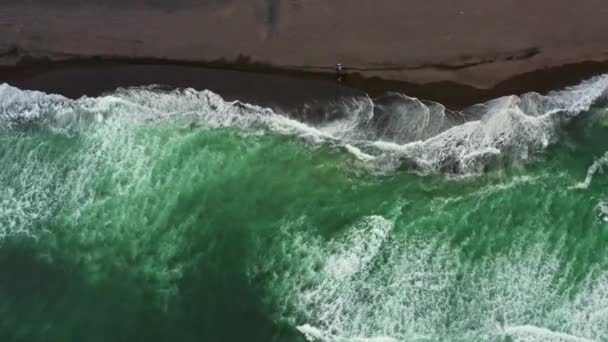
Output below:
[4,58,608,109]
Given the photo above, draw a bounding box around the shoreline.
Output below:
[2,57,608,110]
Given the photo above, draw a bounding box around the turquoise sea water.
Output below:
[0,79,607,341]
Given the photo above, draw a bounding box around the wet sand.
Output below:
[2,59,608,111]
[1,62,363,112]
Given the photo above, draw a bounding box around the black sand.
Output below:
[3,60,608,111]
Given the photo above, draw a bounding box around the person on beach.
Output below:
[335,63,345,83]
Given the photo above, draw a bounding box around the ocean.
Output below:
[0,76,607,341]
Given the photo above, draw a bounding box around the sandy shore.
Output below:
[1,1,608,89]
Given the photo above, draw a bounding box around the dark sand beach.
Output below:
[2,0,608,90]
[3,58,608,110]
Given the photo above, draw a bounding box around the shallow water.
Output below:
[0,79,607,341]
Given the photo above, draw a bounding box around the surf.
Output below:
[0,75,607,341]
[1,74,607,176]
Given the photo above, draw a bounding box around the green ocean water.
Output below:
[0,82,607,341]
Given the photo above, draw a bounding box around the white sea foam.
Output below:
[252,215,608,342]
[597,202,608,223]
[0,134,72,239]
[323,216,392,281]
[0,89,191,302]
[1,74,607,175]
[502,325,596,342]
[572,151,608,189]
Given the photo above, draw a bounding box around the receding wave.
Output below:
[2,74,607,175]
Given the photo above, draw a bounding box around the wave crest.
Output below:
[1,74,607,175]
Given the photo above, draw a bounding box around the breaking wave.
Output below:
[2,74,607,175]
